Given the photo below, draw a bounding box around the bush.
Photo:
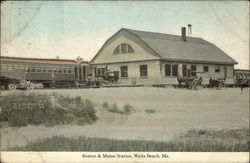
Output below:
[123,104,133,115]
[144,109,156,114]
[108,103,124,114]
[102,102,133,115]
[0,93,97,127]
[102,102,109,110]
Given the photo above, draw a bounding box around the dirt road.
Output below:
[1,87,249,150]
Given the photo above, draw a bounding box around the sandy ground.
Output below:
[1,87,249,150]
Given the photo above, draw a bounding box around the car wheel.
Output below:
[8,84,17,90]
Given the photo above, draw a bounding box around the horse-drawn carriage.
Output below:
[177,73,203,90]
[177,71,226,90]
[86,69,119,88]
[208,77,226,88]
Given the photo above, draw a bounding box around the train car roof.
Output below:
[235,69,250,74]
[0,56,89,66]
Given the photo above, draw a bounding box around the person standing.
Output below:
[240,83,244,94]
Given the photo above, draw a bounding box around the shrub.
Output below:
[0,93,97,127]
[102,102,133,115]
[102,102,109,110]
[144,109,156,114]
[123,104,133,115]
[108,103,124,114]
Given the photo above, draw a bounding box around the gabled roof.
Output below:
[118,28,238,65]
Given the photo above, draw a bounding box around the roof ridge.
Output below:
[123,28,212,45]
[0,56,77,62]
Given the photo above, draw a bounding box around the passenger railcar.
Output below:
[0,56,88,88]
[234,69,250,87]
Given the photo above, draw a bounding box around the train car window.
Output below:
[58,69,62,73]
[68,67,72,74]
[20,64,25,70]
[43,66,47,72]
[8,64,13,70]
[63,68,67,73]
[1,64,7,69]
[42,65,47,72]
[26,64,30,72]
[14,64,19,69]
[37,65,41,72]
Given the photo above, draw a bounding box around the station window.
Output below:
[120,66,128,77]
[191,65,196,77]
[215,66,220,73]
[98,68,106,76]
[203,66,209,72]
[113,43,135,54]
[165,64,171,76]
[121,44,127,54]
[140,65,148,77]
[172,65,178,76]
[182,65,187,77]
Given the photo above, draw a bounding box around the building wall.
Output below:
[92,35,160,64]
[92,60,161,86]
[160,62,234,84]
[92,61,235,86]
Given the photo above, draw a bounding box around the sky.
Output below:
[1,1,249,69]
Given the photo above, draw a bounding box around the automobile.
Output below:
[32,82,44,89]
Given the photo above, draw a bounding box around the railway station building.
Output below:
[90,28,238,86]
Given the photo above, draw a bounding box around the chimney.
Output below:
[181,27,186,41]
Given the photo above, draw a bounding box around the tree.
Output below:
[76,56,83,62]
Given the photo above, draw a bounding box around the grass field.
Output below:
[12,128,249,151]
[1,87,249,151]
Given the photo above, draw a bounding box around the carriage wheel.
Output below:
[8,84,17,90]
[27,84,34,90]
[191,80,198,90]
